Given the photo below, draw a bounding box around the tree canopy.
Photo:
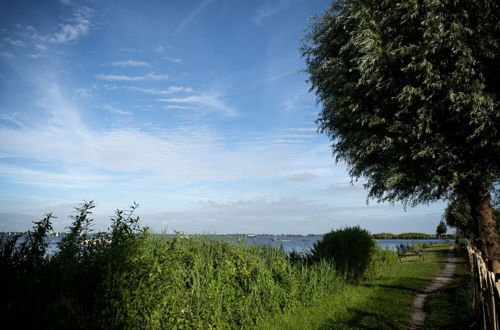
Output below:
[302,0,500,270]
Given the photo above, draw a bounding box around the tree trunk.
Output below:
[469,187,500,274]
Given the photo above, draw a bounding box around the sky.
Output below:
[0,0,446,234]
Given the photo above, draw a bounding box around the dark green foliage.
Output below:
[302,0,500,266]
[372,232,441,239]
[308,226,376,281]
[444,196,500,237]
[443,197,474,238]
[0,202,345,329]
[436,220,447,237]
[0,213,54,328]
[302,0,500,204]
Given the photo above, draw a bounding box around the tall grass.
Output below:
[0,202,346,329]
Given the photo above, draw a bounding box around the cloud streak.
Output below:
[177,0,213,32]
[96,72,169,81]
[254,1,293,25]
[112,60,150,67]
[41,6,95,44]
[127,86,193,95]
[158,93,239,116]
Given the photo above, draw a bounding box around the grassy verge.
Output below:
[424,248,478,329]
[254,243,451,329]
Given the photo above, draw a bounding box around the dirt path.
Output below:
[409,245,459,329]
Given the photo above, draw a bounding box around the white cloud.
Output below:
[143,197,404,234]
[155,45,165,53]
[164,56,182,63]
[127,86,193,94]
[161,105,198,110]
[0,81,337,188]
[112,60,150,67]
[41,6,94,44]
[177,0,214,32]
[96,72,169,81]
[158,93,238,116]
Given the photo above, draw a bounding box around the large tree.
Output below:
[302,0,500,272]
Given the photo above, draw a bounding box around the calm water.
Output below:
[232,236,448,253]
[4,234,449,255]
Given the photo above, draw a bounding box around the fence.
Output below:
[466,244,500,330]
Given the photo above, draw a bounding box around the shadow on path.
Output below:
[409,245,460,330]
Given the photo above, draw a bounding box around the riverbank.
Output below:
[254,243,452,329]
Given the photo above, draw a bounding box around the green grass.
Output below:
[424,248,478,329]
[254,244,451,329]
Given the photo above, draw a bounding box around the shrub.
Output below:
[309,226,376,281]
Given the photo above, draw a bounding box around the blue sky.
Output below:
[0,0,446,234]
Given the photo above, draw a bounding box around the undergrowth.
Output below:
[0,201,350,329]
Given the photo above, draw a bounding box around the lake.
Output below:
[3,234,450,255]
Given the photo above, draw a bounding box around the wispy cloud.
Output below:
[287,127,317,133]
[0,51,14,59]
[127,86,193,95]
[0,112,25,128]
[254,1,293,25]
[3,37,25,47]
[281,91,306,112]
[0,164,112,189]
[158,93,238,116]
[96,72,169,81]
[112,60,150,67]
[40,6,95,44]
[164,56,182,64]
[74,87,94,97]
[177,0,213,32]
[103,105,132,116]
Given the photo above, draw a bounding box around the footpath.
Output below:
[409,244,462,329]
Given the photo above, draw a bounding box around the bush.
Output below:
[308,226,376,281]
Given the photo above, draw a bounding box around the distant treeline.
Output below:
[372,232,454,239]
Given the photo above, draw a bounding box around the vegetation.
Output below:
[0,202,469,328]
[443,197,475,238]
[444,196,500,239]
[302,0,500,271]
[424,248,477,329]
[436,220,447,238]
[372,232,449,239]
[256,244,451,329]
[1,202,354,329]
[307,226,375,282]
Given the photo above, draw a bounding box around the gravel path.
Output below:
[409,245,459,330]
